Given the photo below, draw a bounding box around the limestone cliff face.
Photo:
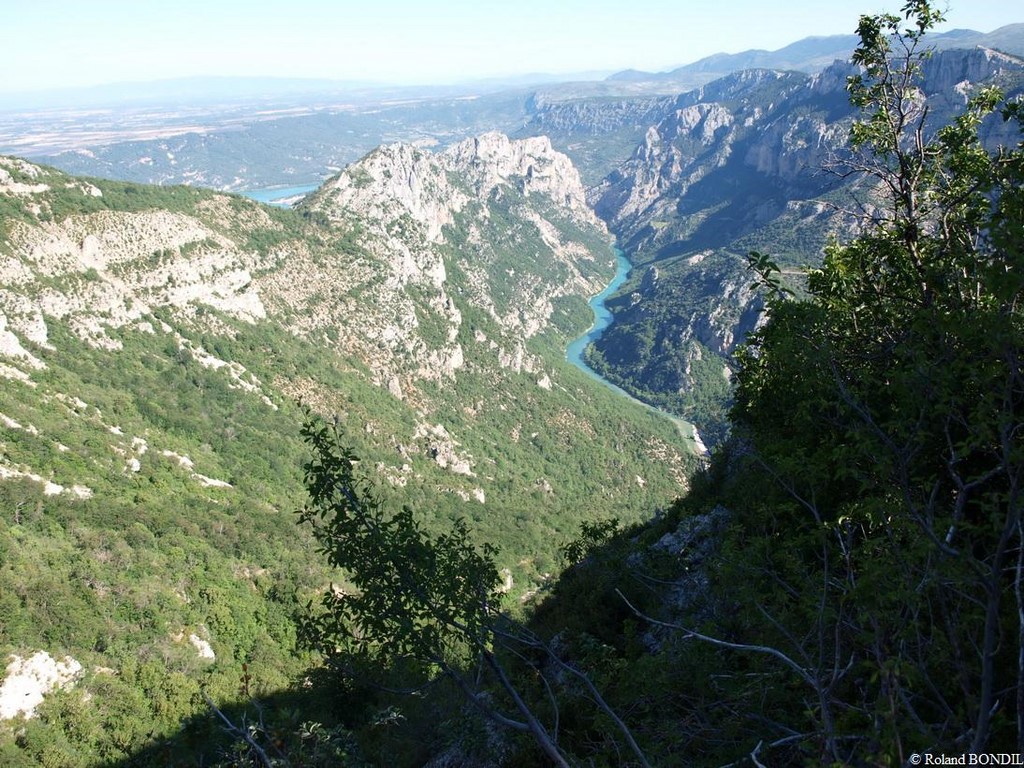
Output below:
[317,142,465,245]
[315,131,597,242]
[921,46,1024,97]
[443,132,594,215]
[1,140,684,507]
[0,133,610,398]
[525,95,676,137]
[587,47,1024,442]
[596,48,1024,249]
[591,66,842,241]
[0,160,276,357]
[300,131,610,389]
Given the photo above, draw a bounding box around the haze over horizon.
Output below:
[3,0,1021,98]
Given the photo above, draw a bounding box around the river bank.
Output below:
[566,248,707,455]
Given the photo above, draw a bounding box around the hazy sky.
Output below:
[2,0,1021,93]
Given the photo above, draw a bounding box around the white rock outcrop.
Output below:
[189,634,216,660]
[297,131,611,396]
[0,651,83,720]
[1,191,271,353]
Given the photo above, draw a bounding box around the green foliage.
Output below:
[721,1,1024,760]
[519,6,1024,765]
[744,250,793,300]
[297,415,659,767]
[0,318,342,764]
[560,517,621,566]
[297,412,500,674]
[0,110,695,765]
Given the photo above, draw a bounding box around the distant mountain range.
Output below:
[0,72,616,112]
[605,24,1024,89]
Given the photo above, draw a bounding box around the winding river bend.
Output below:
[566,249,706,454]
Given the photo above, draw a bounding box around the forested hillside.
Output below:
[0,136,693,765]
[521,5,1024,765]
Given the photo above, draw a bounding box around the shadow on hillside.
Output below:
[656,169,795,261]
[101,661,474,767]
[619,149,844,265]
[101,677,367,768]
[100,508,702,767]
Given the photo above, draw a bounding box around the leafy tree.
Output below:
[296,412,651,767]
[694,0,1024,761]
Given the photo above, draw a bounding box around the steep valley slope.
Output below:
[586,46,1024,443]
[0,137,694,764]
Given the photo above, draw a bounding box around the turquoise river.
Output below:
[566,248,705,454]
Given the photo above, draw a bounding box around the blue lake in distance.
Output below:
[239,183,320,207]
